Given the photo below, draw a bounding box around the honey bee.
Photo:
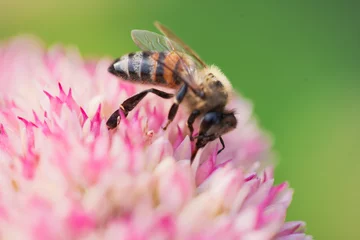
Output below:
[107,22,237,162]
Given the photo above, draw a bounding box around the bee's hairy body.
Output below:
[184,67,230,115]
[107,21,238,163]
[111,50,231,116]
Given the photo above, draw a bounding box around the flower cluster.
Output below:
[0,37,311,239]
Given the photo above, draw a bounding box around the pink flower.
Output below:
[0,37,312,240]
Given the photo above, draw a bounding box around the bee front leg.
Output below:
[162,84,188,130]
[107,88,174,129]
[186,109,201,141]
[217,136,225,154]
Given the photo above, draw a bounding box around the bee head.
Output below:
[196,110,237,149]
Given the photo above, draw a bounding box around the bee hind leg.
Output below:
[162,84,188,130]
[106,88,174,129]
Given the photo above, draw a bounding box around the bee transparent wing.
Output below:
[131,29,185,52]
[131,30,204,97]
[154,21,207,68]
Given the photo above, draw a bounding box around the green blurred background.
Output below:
[1,0,359,238]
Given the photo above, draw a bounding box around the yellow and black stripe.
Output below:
[108,51,192,89]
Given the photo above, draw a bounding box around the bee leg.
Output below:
[191,135,225,161]
[186,109,201,141]
[217,136,225,154]
[106,88,174,129]
[162,84,188,130]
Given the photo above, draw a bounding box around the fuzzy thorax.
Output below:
[199,65,233,94]
[183,65,232,113]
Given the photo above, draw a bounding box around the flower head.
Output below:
[0,37,311,239]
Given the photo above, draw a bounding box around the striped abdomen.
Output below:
[108,51,192,89]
